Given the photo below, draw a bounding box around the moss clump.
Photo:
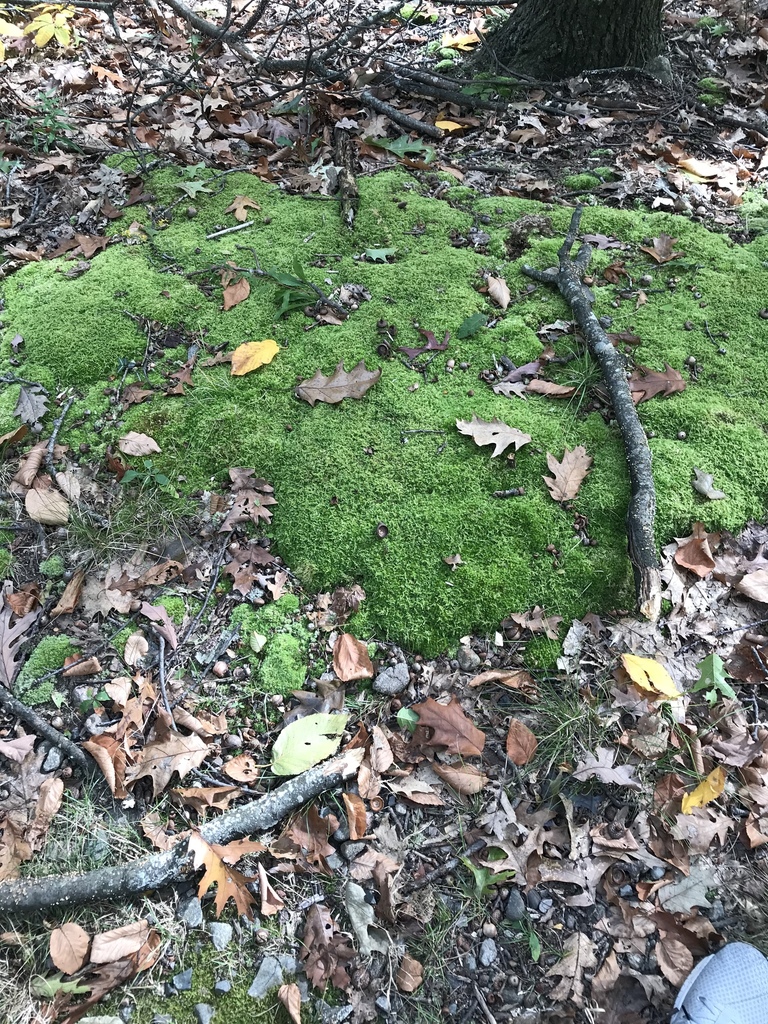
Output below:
[39,555,65,579]
[15,636,77,705]
[261,632,307,695]
[231,596,308,695]
[156,594,187,624]
[0,544,12,578]
[593,166,618,181]
[563,173,600,190]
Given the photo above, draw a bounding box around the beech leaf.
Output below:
[412,695,485,756]
[90,920,151,964]
[333,633,374,682]
[278,983,302,1024]
[230,339,280,376]
[505,718,538,765]
[271,713,349,775]
[25,486,69,525]
[296,360,381,406]
[681,766,726,814]
[621,653,681,699]
[432,762,489,795]
[456,415,531,458]
[50,922,90,974]
[486,275,510,309]
[543,446,593,502]
[526,379,577,399]
[117,432,161,456]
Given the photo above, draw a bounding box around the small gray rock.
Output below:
[340,841,366,861]
[325,853,344,871]
[479,938,498,967]
[526,889,541,911]
[177,895,203,928]
[316,1001,354,1024]
[247,955,283,999]
[278,953,301,974]
[505,889,527,921]
[463,953,477,974]
[152,1016,173,1024]
[457,646,481,672]
[208,922,233,951]
[373,662,409,695]
[374,994,391,1016]
[41,744,63,773]
[193,1005,214,1024]
[173,968,193,992]
[214,979,231,996]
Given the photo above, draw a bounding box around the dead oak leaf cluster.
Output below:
[295,360,381,406]
[544,445,593,502]
[300,903,355,990]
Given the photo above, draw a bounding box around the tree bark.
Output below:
[478,0,664,79]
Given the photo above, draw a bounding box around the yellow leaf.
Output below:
[621,653,681,699]
[230,339,279,376]
[35,23,55,47]
[435,119,463,132]
[0,18,24,38]
[53,23,70,45]
[0,40,4,62]
[681,766,726,814]
[441,30,480,50]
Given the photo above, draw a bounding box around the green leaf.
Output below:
[528,930,541,962]
[364,247,396,262]
[271,712,349,775]
[396,707,419,733]
[364,135,435,163]
[692,653,737,706]
[175,180,212,198]
[120,470,138,483]
[457,312,487,338]
[31,974,90,998]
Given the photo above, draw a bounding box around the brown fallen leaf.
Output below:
[25,485,69,525]
[674,522,718,578]
[300,903,355,990]
[639,234,683,263]
[117,431,161,456]
[187,832,255,918]
[456,415,532,458]
[230,339,279,376]
[546,931,597,1004]
[443,554,463,570]
[125,709,209,796]
[734,567,768,604]
[343,792,368,840]
[90,920,151,964]
[412,696,485,757]
[486,275,510,309]
[432,761,489,795]
[333,633,374,682]
[525,379,577,399]
[505,718,538,765]
[225,195,261,221]
[543,446,593,502]
[503,606,562,640]
[278,982,302,1024]
[221,753,260,783]
[656,933,694,987]
[468,668,538,700]
[50,922,90,974]
[628,363,686,403]
[296,360,381,406]
[50,567,85,618]
[62,654,101,678]
[222,275,250,311]
[396,953,424,993]
[258,862,285,916]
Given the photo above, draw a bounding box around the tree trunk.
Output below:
[478,0,664,79]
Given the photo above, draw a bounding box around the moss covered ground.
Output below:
[2,168,768,653]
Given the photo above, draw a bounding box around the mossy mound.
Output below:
[2,169,768,654]
[15,636,77,705]
[231,595,309,695]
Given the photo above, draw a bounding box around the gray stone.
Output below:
[325,853,344,871]
[505,889,527,921]
[214,980,231,996]
[278,953,301,974]
[374,994,391,1016]
[526,889,541,911]
[463,953,477,974]
[173,968,193,992]
[457,646,481,672]
[247,955,283,999]
[340,841,366,861]
[177,895,203,928]
[479,938,498,967]
[373,662,409,696]
[152,1016,174,1024]
[316,1001,354,1024]
[208,922,232,952]
[41,744,63,773]
[193,1005,214,1024]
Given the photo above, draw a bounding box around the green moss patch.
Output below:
[231,595,308,695]
[15,636,77,706]
[3,170,768,654]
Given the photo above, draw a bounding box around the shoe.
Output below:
[670,942,768,1024]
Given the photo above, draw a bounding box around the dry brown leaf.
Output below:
[62,654,101,678]
[296,360,381,407]
[117,431,161,456]
[50,922,90,974]
[258,862,285,916]
[124,632,149,666]
[468,668,538,700]
[505,718,538,765]
[90,920,151,964]
[639,234,683,263]
[628,363,686,403]
[526,379,577,398]
[543,446,593,502]
[504,606,562,640]
[370,726,394,773]
[222,275,250,311]
[125,709,209,796]
[735,567,768,603]
[172,786,242,814]
[82,734,127,798]
[230,339,279,376]
[456,415,532,458]
[13,441,47,488]
[486,275,510,309]
[412,696,485,757]
[300,903,354,990]
[50,567,85,617]
[674,522,718,578]
[396,953,424,993]
[188,832,255,918]
[432,762,489,795]
[656,934,693,987]
[333,633,374,682]
[225,195,261,221]
[140,601,178,650]
[25,485,69,525]
[443,553,464,571]
[221,753,260,783]
[546,931,597,1004]
[278,982,302,1024]
[343,792,368,840]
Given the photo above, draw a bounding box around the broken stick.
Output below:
[521,207,661,620]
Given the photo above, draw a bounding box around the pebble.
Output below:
[325,853,344,871]
[649,865,666,880]
[374,994,391,1015]
[373,662,409,695]
[152,1016,173,1024]
[42,745,63,773]
[526,889,541,911]
[193,1005,215,1024]
[247,955,284,999]
[173,967,193,992]
[463,953,477,973]
[505,889,527,921]
[340,841,366,861]
[214,979,232,996]
[479,938,498,967]
[317,1001,354,1024]
[457,646,481,672]
[208,922,233,951]
[177,895,203,928]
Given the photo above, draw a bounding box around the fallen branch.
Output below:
[0,748,364,917]
[0,683,96,780]
[521,207,661,620]
[332,127,359,229]
[360,90,443,139]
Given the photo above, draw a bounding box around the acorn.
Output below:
[376,340,393,358]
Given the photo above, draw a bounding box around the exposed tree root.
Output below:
[521,208,662,621]
[0,748,364,917]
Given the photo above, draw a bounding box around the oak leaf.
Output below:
[187,832,255,917]
[412,696,485,756]
[493,381,527,399]
[572,747,641,789]
[486,276,510,308]
[50,922,90,974]
[543,446,593,502]
[505,718,538,765]
[456,415,531,458]
[230,339,279,376]
[333,633,374,682]
[125,709,209,796]
[296,360,381,406]
[300,904,354,989]
[546,931,597,1004]
[526,379,577,398]
[628,363,686,403]
[639,234,683,263]
[225,195,261,221]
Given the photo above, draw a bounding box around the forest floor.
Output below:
[1,2,768,1024]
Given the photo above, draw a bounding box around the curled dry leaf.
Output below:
[25,486,69,525]
[117,431,161,456]
[505,718,538,766]
[333,633,374,682]
[674,522,718,578]
[525,379,577,399]
[486,275,510,309]
[396,953,424,993]
[432,761,489,795]
[123,632,149,666]
[412,695,485,757]
[443,553,463,570]
[50,567,85,617]
[230,339,280,376]
[90,920,151,964]
[50,922,90,974]
[468,668,538,701]
[55,470,80,502]
[258,862,285,916]
[62,654,102,678]
[735,567,768,603]
[343,792,368,840]
[692,466,727,500]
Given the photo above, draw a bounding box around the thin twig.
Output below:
[156,635,176,726]
[205,221,254,240]
[45,396,75,477]
[360,90,443,139]
[0,683,96,779]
